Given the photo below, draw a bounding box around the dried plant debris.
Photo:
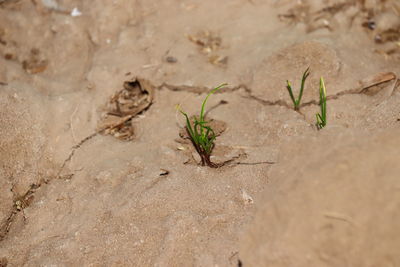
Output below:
[374,28,400,43]
[187,30,228,67]
[358,72,397,93]
[22,48,48,74]
[375,45,400,60]
[278,1,354,32]
[98,78,154,141]
[0,29,48,73]
[0,257,7,267]
[279,1,399,32]
[323,72,398,105]
[0,28,18,60]
[279,0,400,58]
[278,3,310,25]
[0,0,21,7]
[188,30,222,54]
[362,3,400,40]
[359,72,398,103]
[364,8,400,59]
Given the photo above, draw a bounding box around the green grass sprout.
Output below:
[316,77,327,129]
[286,67,310,110]
[176,83,227,167]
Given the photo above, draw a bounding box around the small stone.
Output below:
[241,190,254,205]
[165,56,177,63]
[71,7,82,17]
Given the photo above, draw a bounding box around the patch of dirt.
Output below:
[0,0,399,266]
[239,127,400,266]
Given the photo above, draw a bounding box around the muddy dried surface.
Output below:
[0,0,399,266]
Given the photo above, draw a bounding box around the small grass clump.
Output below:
[316,77,327,129]
[176,83,227,168]
[286,67,310,110]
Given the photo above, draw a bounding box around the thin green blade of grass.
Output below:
[176,105,197,142]
[286,80,297,107]
[297,67,310,107]
[200,83,227,121]
[286,67,310,110]
[316,77,327,129]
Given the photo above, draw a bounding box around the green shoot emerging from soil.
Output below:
[316,77,327,129]
[286,67,310,110]
[176,83,227,167]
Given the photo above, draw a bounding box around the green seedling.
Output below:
[286,67,310,110]
[316,77,327,129]
[176,83,227,168]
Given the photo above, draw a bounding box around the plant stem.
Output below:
[286,67,310,110]
[316,77,327,129]
[200,83,227,121]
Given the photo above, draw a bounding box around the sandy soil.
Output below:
[0,0,399,266]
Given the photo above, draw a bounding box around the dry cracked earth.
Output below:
[1,0,400,266]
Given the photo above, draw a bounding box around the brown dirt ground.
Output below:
[0,0,400,266]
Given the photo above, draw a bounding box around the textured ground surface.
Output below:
[0,0,399,266]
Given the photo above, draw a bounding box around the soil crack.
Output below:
[0,131,98,242]
[241,72,398,110]
[57,132,99,177]
[0,183,40,242]
[159,82,243,95]
[235,161,276,166]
